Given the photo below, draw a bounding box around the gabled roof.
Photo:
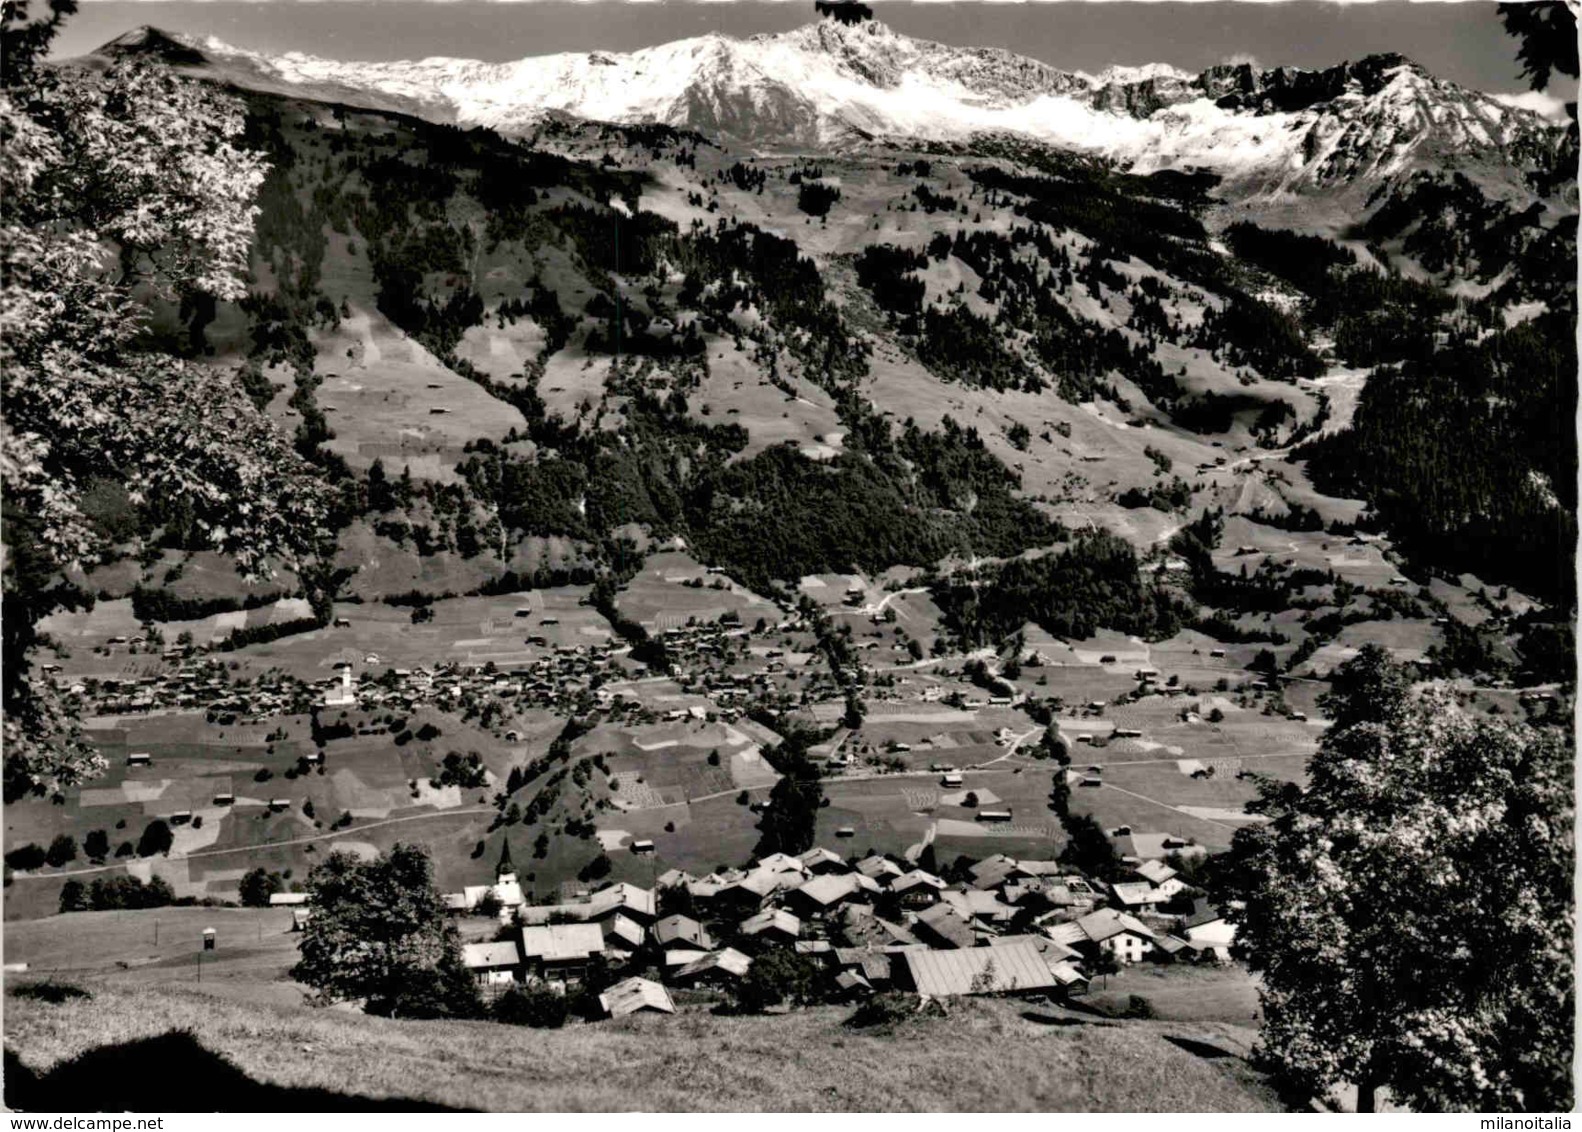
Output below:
[1109,882,1161,907]
[856,855,904,880]
[599,976,675,1018]
[754,852,807,875]
[740,908,801,938]
[988,934,1083,962]
[900,943,1061,996]
[602,913,646,949]
[727,869,786,899]
[520,923,606,963]
[462,940,522,970]
[589,882,656,920]
[889,869,946,895]
[1184,899,1226,929]
[833,948,894,982]
[799,847,847,871]
[1076,908,1157,943]
[674,947,753,981]
[656,869,694,889]
[914,903,975,949]
[968,860,1022,890]
[1045,921,1089,947]
[793,873,866,907]
[653,913,714,950]
[966,854,1017,880]
[941,889,1015,922]
[1134,860,1179,886]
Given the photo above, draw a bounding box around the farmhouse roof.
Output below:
[462,941,522,970]
[740,908,801,938]
[889,869,946,895]
[856,855,904,880]
[519,923,606,963]
[675,947,753,981]
[1109,882,1161,907]
[754,852,807,875]
[914,903,976,949]
[599,976,675,1018]
[588,882,656,920]
[1134,860,1179,886]
[653,914,714,950]
[1184,899,1226,929]
[1076,908,1157,943]
[601,913,646,949]
[900,943,1060,997]
[268,893,309,906]
[941,889,1015,922]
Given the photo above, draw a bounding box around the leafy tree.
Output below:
[83,828,109,861]
[136,819,173,858]
[1225,650,1573,1111]
[753,731,825,858]
[736,947,821,1013]
[1057,812,1122,882]
[493,984,570,1028]
[292,843,479,1020]
[1047,771,1071,819]
[57,878,87,912]
[1,0,329,801]
[238,866,282,908]
[5,843,45,870]
[44,833,76,868]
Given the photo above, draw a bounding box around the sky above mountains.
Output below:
[54,0,1545,96]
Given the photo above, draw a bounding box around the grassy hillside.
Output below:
[4,978,1284,1112]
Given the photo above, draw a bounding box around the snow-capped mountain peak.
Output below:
[93,16,1562,195]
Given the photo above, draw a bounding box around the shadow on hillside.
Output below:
[1162,1034,1237,1060]
[1020,1010,1111,1028]
[5,1033,472,1112]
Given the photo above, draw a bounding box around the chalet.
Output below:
[940,889,1016,927]
[976,809,1013,823]
[1133,859,1188,900]
[599,976,675,1019]
[798,847,848,875]
[1182,899,1237,948]
[587,882,657,924]
[786,873,875,919]
[739,907,801,945]
[653,914,715,954]
[834,970,874,1000]
[856,855,904,883]
[913,903,976,950]
[755,852,808,876]
[1108,881,1163,909]
[670,947,753,989]
[832,948,898,990]
[127,752,152,767]
[462,940,523,988]
[896,942,1065,998]
[630,839,655,855]
[940,771,964,788]
[1072,908,1157,964]
[889,869,946,909]
[601,913,646,958]
[268,892,309,907]
[519,923,606,983]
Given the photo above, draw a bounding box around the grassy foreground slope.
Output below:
[5,982,1282,1112]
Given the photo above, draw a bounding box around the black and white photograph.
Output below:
[0,0,1576,1114]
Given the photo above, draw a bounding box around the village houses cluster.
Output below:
[415,834,1238,1018]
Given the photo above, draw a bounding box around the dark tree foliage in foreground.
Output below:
[1225,647,1574,1111]
[293,844,480,1020]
